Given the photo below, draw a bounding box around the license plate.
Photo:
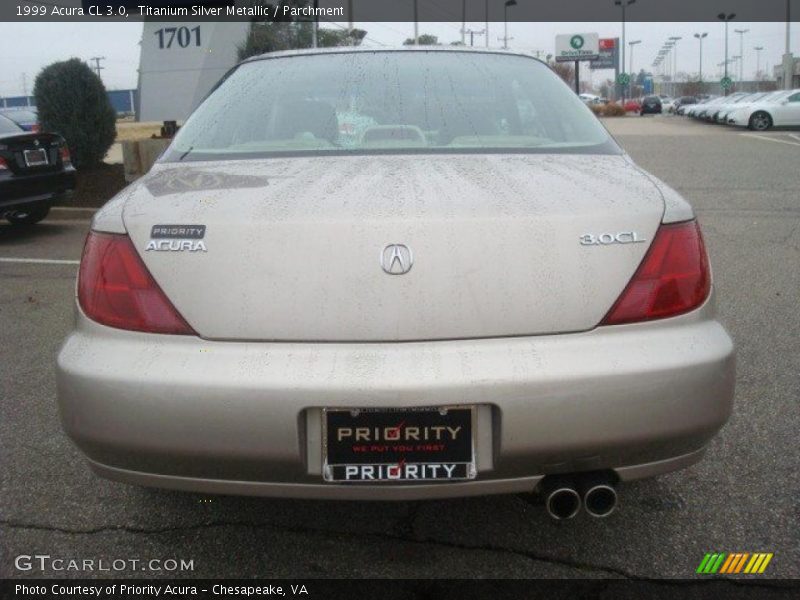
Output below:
[323,406,476,483]
[23,148,48,167]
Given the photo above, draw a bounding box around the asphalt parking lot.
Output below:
[1,115,798,580]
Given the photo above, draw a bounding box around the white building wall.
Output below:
[138,21,250,122]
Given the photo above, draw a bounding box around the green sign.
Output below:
[720,76,733,89]
[570,35,585,50]
[617,72,631,85]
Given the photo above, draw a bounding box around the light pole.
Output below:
[669,36,682,92]
[694,32,708,82]
[783,0,794,90]
[629,40,641,76]
[663,42,674,81]
[614,0,636,101]
[485,0,489,48]
[734,28,749,82]
[754,46,764,80]
[718,12,736,95]
[502,0,517,49]
[461,0,466,45]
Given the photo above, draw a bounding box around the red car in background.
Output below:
[624,99,641,112]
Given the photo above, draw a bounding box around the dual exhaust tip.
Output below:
[541,473,618,520]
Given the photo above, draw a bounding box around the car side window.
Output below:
[787,93,800,103]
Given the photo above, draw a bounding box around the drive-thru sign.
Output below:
[555,33,600,63]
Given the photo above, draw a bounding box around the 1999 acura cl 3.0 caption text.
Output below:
[56,48,735,520]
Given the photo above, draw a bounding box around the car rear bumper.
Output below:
[0,169,76,207]
[56,295,735,500]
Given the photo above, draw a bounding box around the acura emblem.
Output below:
[380,244,413,275]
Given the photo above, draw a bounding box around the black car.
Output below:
[0,114,76,225]
[640,96,662,115]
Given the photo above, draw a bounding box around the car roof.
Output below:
[241,45,547,66]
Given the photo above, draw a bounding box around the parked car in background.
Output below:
[623,99,641,112]
[714,91,785,124]
[694,94,745,120]
[0,113,75,225]
[727,89,800,130]
[660,96,676,113]
[640,95,662,115]
[0,108,40,132]
[56,48,734,516]
[579,93,602,106]
[673,96,697,114]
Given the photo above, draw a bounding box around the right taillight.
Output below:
[601,220,711,326]
[78,231,196,335]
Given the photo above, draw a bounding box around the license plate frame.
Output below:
[322,406,476,483]
[23,148,48,167]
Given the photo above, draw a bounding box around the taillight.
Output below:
[59,145,72,166]
[601,220,710,325]
[31,124,41,133]
[0,157,7,170]
[78,232,195,335]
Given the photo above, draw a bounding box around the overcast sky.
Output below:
[0,20,795,97]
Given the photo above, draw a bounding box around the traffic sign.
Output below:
[720,76,733,89]
[617,72,631,85]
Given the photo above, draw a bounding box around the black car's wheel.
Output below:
[748,111,773,131]
[6,206,50,226]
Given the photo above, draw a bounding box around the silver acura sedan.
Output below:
[56,48,735,519]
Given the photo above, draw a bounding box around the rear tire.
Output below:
[6,206,50,226]
[748,112,772,131]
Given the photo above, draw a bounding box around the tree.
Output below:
[237,1,367,60]
[550,61,575,87]
[403,34,440,46]
[33,58,115,170]
[239,22,367,60]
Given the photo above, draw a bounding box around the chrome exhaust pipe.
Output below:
[580,474,618,518]
[541,478,581,520]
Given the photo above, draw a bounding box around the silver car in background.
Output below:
[56,48,735,519]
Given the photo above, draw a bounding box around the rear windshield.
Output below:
[1,110,37,122]
[0,115,22,134]
[164,51,618,162]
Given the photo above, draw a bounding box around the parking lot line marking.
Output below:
[740,133,800,147]
[52,207,97,213]
[788,134,800,144]
[0,257,79,265]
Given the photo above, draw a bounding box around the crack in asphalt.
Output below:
[0,517,632,578]
[1,517,791,587]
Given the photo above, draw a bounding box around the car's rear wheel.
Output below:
[749,111,772,131]
[6,206,50,226]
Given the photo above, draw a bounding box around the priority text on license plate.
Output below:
[322,406,476,483]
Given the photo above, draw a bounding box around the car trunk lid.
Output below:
[122,153,665,342]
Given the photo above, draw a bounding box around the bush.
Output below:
[33,58,116,169]
[602,103,627,117]
[589,104,604,116]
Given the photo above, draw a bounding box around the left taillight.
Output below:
[78,231,196,335]
[0,157,8,170]
[59,145,72,166]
